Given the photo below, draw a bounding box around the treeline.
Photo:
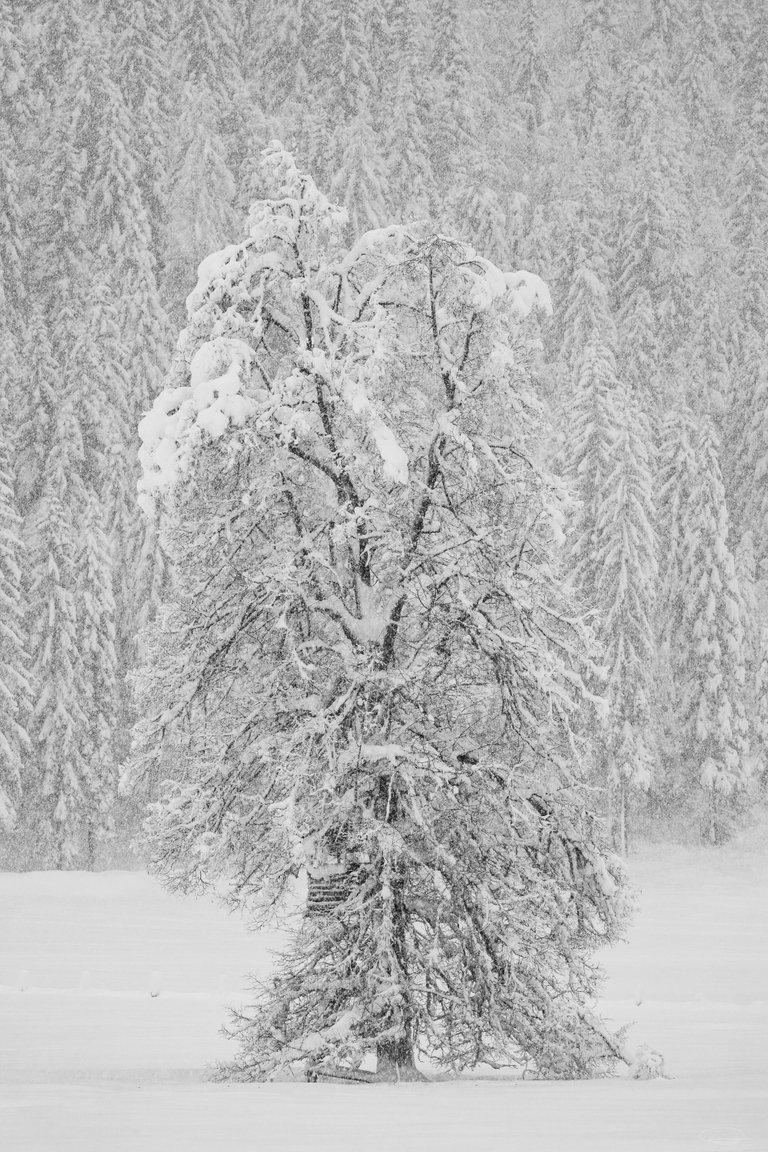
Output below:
[0,0,766,865]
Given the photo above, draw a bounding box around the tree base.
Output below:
[375,1040,425,1082]
[373,1063,427,1083]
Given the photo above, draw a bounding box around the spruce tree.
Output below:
[250,0,325,176]
[648,0,684,61]
[15,308,57,515]
[613,58,691,409]
[102,0,173,262]
[383,0,435,222]
[724,8,768,549]
[572,0,619,145]
[165,78,238,325]
[512,3,551,145]
[677,0,731,151]
[428,0,475,208]
[593,383,658,853]
[24,397,91,868]
[734,530,766,781]
[19,6,130,862]
[174,0,243,119]
[72,28,171,634]
[76,491,118,863]
[657,404,700,660]
[678,417,751,842]
[330,93,388,238]
[0,360,29,832]
[565,320,658,852]
[654,402,699,813]
[0,117,24,326]
[318,0,388,238]
[728,6,768,343]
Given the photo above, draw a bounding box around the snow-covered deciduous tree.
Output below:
[133,146,631,1082]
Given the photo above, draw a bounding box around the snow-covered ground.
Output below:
[1,832,767,1151]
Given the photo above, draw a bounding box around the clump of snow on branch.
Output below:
[185,244,245,316]
[465,256,552,317]
[137,336,256,515]
[138,141,556,519]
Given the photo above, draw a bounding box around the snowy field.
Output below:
[1,834,767,1152]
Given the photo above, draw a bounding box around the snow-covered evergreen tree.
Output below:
[76,491,118,863]
[173,0,243,120]
[559,242,614,373]
[428,0,507,259]
[165,78,238,324]
[512,2,551,145]
[722,7,768,547]
[77,38,172,648]
[677,0,731,153]
[0,116,24,327]
[648,0,684,58]
[656,403,700,660]
[677,416,751,842]
[728,7,768,344]
[102,0,173,263]
[384,0,435,222]
[753,623,768,794]
[330,93,388,239]
[24,396,91,868]
[133,146,631,1081]
[564,300,658,853]
[317,0,388,238]
[654,401,698,815]
[594,383,658,853]
[734,530,767,784]
[572,0,619,145]
[0,374,29,831]
[15,308,57,514]
[613,58,692,410]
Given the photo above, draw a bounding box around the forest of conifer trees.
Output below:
[1,0,767,867]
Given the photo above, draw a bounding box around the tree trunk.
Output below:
[611,779,629,857]
[618,778,629,858]
[708,786,719,846]
[86,824,97,870]
[373,773,422,1080]
[376,1033,422,1081]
